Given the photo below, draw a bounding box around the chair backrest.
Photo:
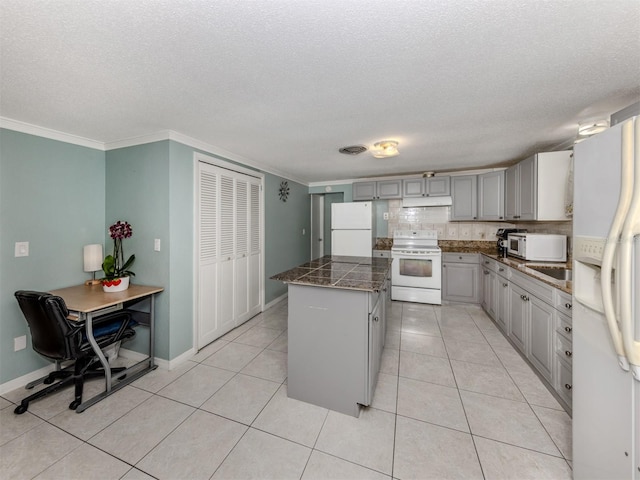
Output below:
[14,291,78,361]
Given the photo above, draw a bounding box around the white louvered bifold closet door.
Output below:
[197,161,262,349]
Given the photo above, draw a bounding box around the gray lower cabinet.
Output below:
[442,253,481,303]
[495,268,510,333]
[287,283,384,417]
[528,295,555,382]
[479,255,571,414]
[508,283,528,354]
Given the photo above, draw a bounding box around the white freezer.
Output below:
[331,202,372,230]
[331,230,374,257]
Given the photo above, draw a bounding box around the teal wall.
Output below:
[105,142,173,359]
[308,183,353,202]
[0,129,310,387]
[0,129,106,383]
[265,175,311,303]
[374,200,389,237]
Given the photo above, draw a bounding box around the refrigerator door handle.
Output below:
[601,119,635,372]
[619,117,640,380]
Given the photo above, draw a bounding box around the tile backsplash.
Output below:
[385,200,573,245]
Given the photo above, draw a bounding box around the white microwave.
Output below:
[507,233,567,262]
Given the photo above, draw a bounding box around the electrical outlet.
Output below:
[154,239,161,251]
[14,335,26,351]
[14,241,29,257]
[383,212,389,220]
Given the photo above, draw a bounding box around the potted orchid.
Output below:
[102,220,136,292]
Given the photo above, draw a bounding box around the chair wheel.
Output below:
[43,377,54,384]
[14,404,28,415]
[69,400,81,410]
[117,373,127,381]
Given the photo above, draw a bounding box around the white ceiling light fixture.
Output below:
[578,120,609,137]
[371,140,399,158]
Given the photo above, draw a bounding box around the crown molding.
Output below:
[0,117,105,150]
[0,117,309,186]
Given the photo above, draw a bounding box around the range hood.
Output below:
[402,196,453,208]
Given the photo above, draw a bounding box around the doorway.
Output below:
[310,193,344,259]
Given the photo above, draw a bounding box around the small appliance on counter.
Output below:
[507,232,567,262]
[496,228,523,257]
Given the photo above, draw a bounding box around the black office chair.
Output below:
[13,290,137,414]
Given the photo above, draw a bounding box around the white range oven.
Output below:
[391,230,442,305]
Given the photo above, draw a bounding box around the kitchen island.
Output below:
[271,255,392,417]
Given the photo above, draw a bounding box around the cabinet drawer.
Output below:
[443,253,479,264]
[556,332,573,366]
[373,250,391,258]
[556,311,572,340]
[556,358,573,403]
[511,269,554,306]
[481,256,499,273]
[554,289,573,317]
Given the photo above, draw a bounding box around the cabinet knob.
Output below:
[473,216,477,219]
[484,271,490,275]
[458,256,463,260]
[564,383,572,390]
[503,283,508,287]
[499,268,504,272]
[564,326,572,333]
[565,350,572,357]
[499,216,503,219]
[565,303,572,310]
[374,316,379,322]
[484,261,490,264]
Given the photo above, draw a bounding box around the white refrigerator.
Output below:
[331,202,375,257]
[572,114,640,479]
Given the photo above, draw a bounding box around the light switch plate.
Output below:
[154,239,161,252]
[14,335,26,351]
[14,241,29,257]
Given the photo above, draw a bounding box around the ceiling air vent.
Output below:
[339,145,367,155]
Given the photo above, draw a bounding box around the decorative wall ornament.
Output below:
[279,181,290,202]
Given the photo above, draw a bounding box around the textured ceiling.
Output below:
[1,0,639,183]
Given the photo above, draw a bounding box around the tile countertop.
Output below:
[271,255,392,292]
[480,253,572,295]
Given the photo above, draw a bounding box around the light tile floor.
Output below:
[0,300,573,479]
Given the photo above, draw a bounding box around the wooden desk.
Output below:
[49,283,164,413]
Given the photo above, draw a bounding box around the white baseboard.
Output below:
[0,364,55,395]
[264,293,287,310]
[0,347,200,395]
[118,347,196,371]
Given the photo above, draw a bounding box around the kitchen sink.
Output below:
[527,266,572,281]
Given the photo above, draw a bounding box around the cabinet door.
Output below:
[442,262,480,303]
[367,294,383,405]
[496,276,510,333]
[528,296,554,382]
[478,171,505,220]
[450,175,477,221]
[508,283,528,354]
[353,181,376,201]
[426,176,450,196]
[518,155,537,220]
[481,268,497,319]
[402,178,425,197]
[377,180,402,199]
[505,164,519,220]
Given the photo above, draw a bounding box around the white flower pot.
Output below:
[102,276,130,293]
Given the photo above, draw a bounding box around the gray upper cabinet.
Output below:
[353,180,402,200]
[353,181,377,201]
[478,170,505,220]
[402,176,450,197]
[376,180,402,199]
[450,175,477,221]
[504,151,571,221]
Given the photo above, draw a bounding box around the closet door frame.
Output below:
[194,152,265,350]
